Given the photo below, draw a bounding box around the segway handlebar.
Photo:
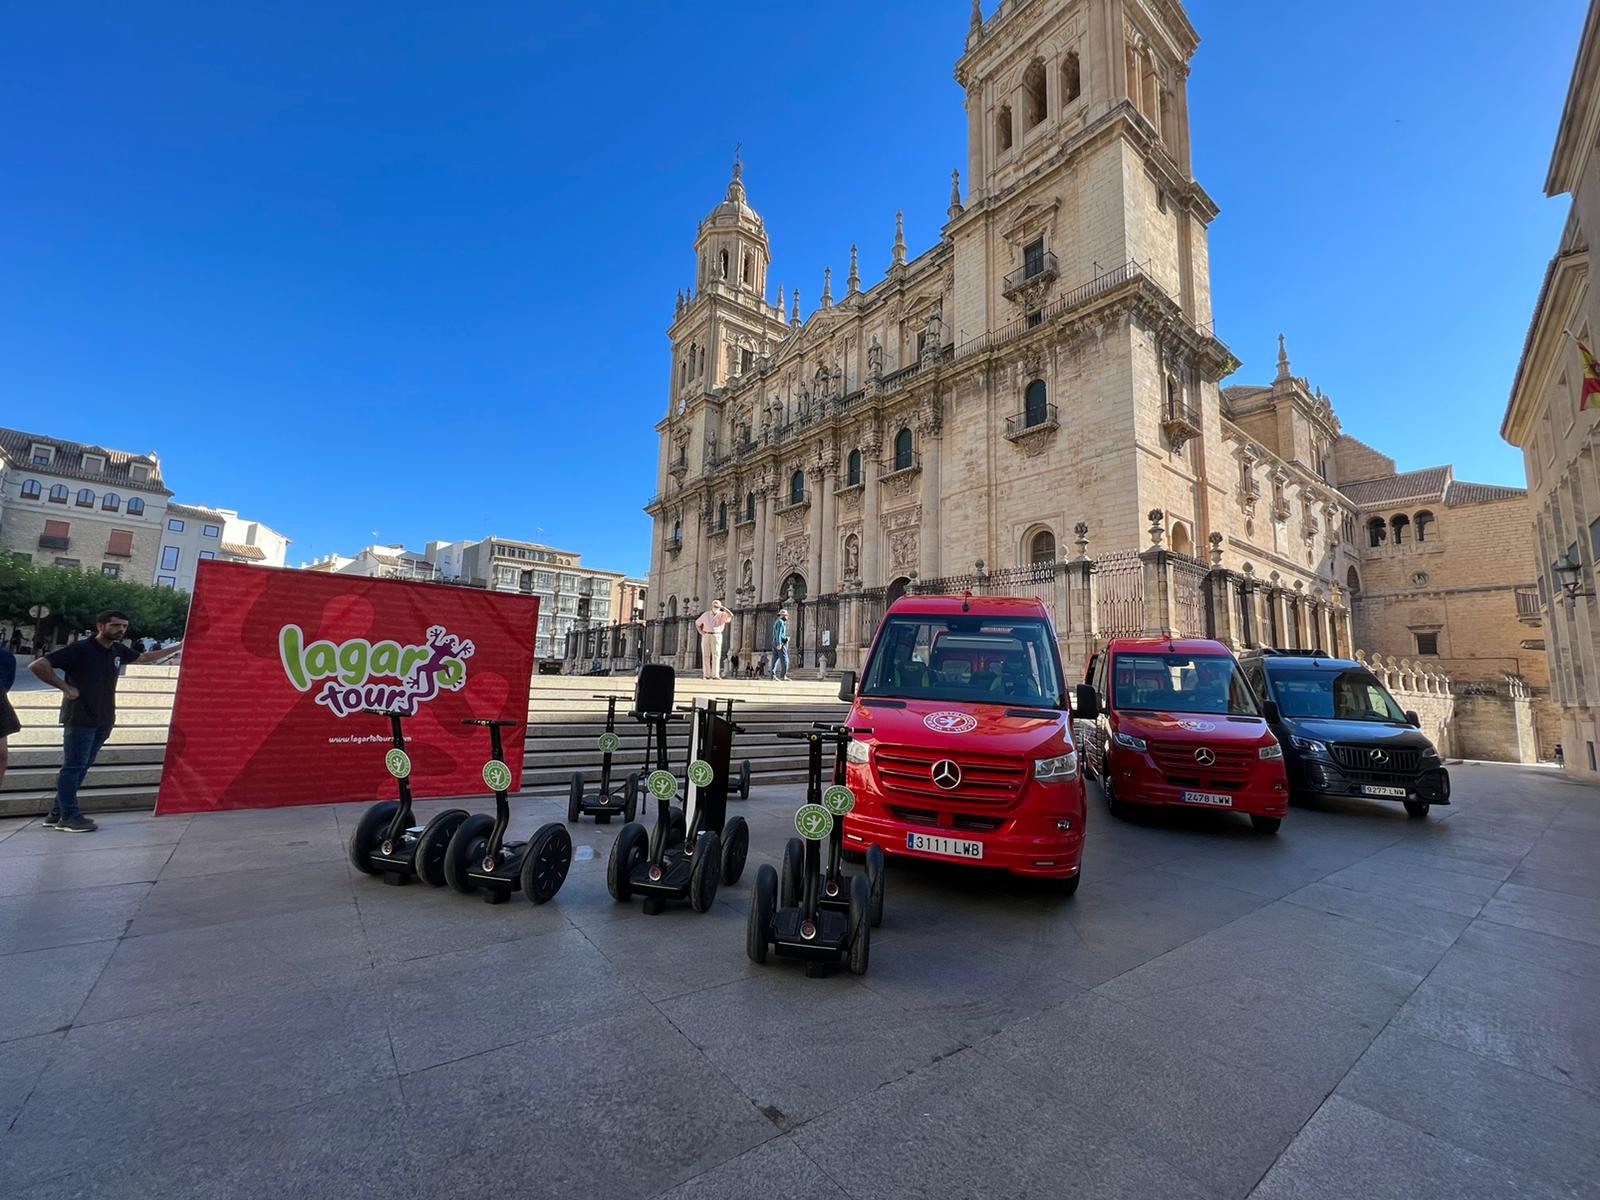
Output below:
[461,718,520,729]
[362,707,408,718]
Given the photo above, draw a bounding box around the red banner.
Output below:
[156,560,538,816]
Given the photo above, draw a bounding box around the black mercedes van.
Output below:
[1237,649,1450,818]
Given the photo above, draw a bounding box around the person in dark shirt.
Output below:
[0,642,18,794]
[28,610,165,833]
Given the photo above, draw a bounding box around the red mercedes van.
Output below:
[836,595,1094,892]
[1081,637,1288,833]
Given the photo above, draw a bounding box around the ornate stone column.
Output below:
[1063,523,1098,682]
[756,483,776,603]
[819,454,839,597]
[1139,510,1175,638]
[916,407,942,580]
[860,429,883,587]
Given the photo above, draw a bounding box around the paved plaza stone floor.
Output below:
[0,762,1596,1199]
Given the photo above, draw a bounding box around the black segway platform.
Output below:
[568,694,639,825]
[748,726,876,977]
[607,669,748,915]
[347,708,470,888]
[780,723,884,928]
[443,720,573,905]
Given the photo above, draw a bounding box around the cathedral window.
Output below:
[1023,237,1045,279]
[718,501,728,531]
[1391,514,1410,545]
[847,449,862,487]
[790,471,806,505]
[1029,528,1057,565]
[1367,518,1386,548]
[997,104,1014,153]
[893,428,914,471]
[741,348,753,373]
[1062,51,1081,106]
[1414,511,1435,542]
[1346,566,1361,594]
[1024,379,1048,428]
[1022,59,1047,130]
[742,254,753,285]
[720,250,729,278]
[746,492,756,522]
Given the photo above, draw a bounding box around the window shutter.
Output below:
[107,530,134,557]
[44,519,70,538]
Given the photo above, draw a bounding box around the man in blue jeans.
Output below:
[770,608,790,681]
[29,610,163,833]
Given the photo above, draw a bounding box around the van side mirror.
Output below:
[838,670,857,703]
[1074,683,1100,720]
[1262,700,1281,724]
[1405,709,1420,728]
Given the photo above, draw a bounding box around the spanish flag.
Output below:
[1581,340,1600,412]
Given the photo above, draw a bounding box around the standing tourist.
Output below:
[29,610,164,833]
[771,608,791,681]
[694,599,731,681]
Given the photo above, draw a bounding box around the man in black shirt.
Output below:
[29,610,166,833]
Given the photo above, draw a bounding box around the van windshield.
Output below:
[1111,653,1259,716]
[861,615,1063,707]
[1268,667,1409,723]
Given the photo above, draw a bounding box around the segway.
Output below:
[712,698,753,802]
[747,725,874,977]
[780,723,885,928]
[347,708,470,887]
[568,695,639,825]
[608,674,746,914]
[443,719,573,905]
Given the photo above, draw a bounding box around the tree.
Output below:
[0,557,191,644]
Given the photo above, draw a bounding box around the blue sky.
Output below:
[0,1,1581,580]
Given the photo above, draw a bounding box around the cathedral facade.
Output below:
[641,0,1539,751]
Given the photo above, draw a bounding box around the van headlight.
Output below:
[1113,731,1147,753]
[1035,751,1079,781]
[846,740,872,765]
[1420,745,1440,760]
[1289,735,1327,755]
[1259,744,1284,761]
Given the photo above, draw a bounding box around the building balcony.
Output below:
[38,534,69,551]
[1002,251,1060,300]
[878,454,921,481]
[1162,398,1201,448]
[1005,404,1059,439]
[775,490,811,513]
[664,535,684,555]
[668,457,688,478]
[1515,585,1543,624]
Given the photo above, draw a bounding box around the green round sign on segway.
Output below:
[384,749,412,780]
[687,759,715,788]
[482,760,512,794]
[647,769,678,801]
[822,784,855,815]
[597,732,621,754]
[795,803,834,841]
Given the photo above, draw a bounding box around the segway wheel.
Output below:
[865,844,886,928]
[669,808,687,849]
[568,773,583,823]
[689,831,721,913]
[720,816,749,886]
[779,837,804,909]
[848,873,872,976]
[444,813,495,894]
[607,822,648,903]
[414,808,470,887]
[746,864,777,964]
[521,823,573,904]
[349,802,400,876]
[737,759,752,800]
[623,777,639,824]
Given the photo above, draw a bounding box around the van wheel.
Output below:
[1251,815,1282,835]
[1058,871,1081,897]
[1403,800,1430,819]
[1104,774,1130,820]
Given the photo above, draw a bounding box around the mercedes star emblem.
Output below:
[931,759,962,790]
[1194,747,1216,766]
[1370,749,1388,765]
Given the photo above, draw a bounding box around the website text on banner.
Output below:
[156,560,539,816]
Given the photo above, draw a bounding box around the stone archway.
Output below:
[781,572,807,667]
[885,576,912,606]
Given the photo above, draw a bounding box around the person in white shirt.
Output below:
[694,599,732,680]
